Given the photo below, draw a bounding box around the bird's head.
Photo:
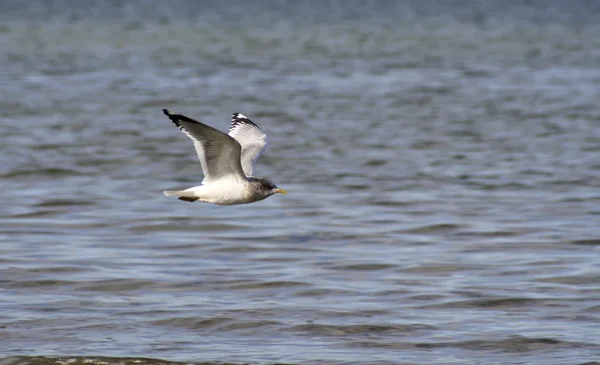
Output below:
[250,177,287,201]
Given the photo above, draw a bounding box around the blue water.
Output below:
[1,1,600,364]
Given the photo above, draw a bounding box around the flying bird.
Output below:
[162,109,287,205]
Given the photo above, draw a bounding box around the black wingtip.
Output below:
[162,109,204,126]
[230,112,259,130]
[232,112,249,120]
[162,109,180,128]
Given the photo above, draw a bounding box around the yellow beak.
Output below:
[273,188,288,195]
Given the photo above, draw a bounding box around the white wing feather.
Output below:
[228,113,268,177]
[163,110,246,184]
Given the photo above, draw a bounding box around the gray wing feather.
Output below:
[163,109,246,183]
[228,113,268,177]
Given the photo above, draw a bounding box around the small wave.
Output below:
[127,222,245,232]
[400,223,463,234]
[1,168,83,178]
[327,263,397,271]
[569,239,600,246]
[0,356,258,365]
[35,199,96,207]
[289,323,434,336]
[73,279,157,292]
[424,297,544,309]
[348,336,600,352]
[152,316,280,331]
[5,279,76,289]
[229,280,309,290]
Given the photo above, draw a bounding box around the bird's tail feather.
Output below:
[163,190,199,203]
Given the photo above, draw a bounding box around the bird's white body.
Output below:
[164,177,253,205]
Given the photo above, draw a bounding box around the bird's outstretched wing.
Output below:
[228,113,268,177]
[163,109,246,183]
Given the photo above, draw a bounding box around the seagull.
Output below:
[161,109,287,205]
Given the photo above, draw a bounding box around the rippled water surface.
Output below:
[1,1,600,364]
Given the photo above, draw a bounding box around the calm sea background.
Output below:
[1,1,600,364]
